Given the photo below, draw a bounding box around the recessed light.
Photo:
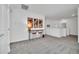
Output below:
[60,19,67,23]
[72,14,75,16]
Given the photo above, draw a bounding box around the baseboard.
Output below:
[10,38,29,44]
[69,34,78,37]
[45,34,62,38]
[10,37,42,44]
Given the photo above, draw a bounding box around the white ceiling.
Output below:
[10,4,79,19]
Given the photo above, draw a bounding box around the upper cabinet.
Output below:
[27,17,44,30]
[34,18,38,28]
[39,19,43,28]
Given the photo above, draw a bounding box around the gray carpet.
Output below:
[9,35,79,54]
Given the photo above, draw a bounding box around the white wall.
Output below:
[10,9,45,43]
[46,17,78,37]
[0,5,10,53]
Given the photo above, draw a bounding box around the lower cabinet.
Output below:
[30,30,44,39]
[46,28,67,38]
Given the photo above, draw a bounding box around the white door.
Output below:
[0,5,10,54]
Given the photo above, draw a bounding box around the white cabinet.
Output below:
[28,17,44,30]
[46,28,67,38]
[27,17,45,39]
